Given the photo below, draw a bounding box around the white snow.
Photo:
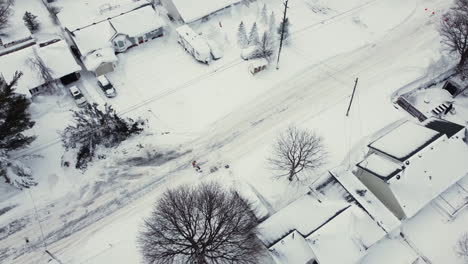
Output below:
[2,0,466,263]
[256,194,348,246]
[387,125,468,218]
[0,40,81,96]
[110,5,165,38]
[82,47,118,72]
[171,0,241,23]
[269,231,317,264]
[369,121,441,161]
[306,205,386,264]
[72,22,116,56]
[330,167,401,233]
[358,152,402,178]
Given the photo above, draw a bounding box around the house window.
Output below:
[118,41,124,48]
[30,87,39,94]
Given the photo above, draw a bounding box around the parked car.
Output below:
[249,59,269,75]
[206,40,223,60]
[69,86,87,107]
[241,45,259,60]
[97,75,116,98]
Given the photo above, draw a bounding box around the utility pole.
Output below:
[346,78,359,116]
[276,0,289,70]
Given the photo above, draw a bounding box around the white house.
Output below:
[0,39,82,97]
[68,4,165,76]
[356,119,468,220]
[256,190,388,264]
[161,0,241,23]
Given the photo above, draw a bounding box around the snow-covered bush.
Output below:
[237,21,248,48]
[61,103,145,169]
[248,22,260,45]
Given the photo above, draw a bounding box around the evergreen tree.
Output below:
[260,4,268,25]
[23,11,40,32]
[269,11,276,36]
[237,21,248,48]
[61,103,144,169]
[278,17,291,44]
[248,22,260,45]
[0,72,37,189]
[254,32,275,61]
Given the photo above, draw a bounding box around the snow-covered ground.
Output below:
[1,0,464,263]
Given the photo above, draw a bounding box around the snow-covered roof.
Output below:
[357,153,402,179]
[369,121,441,161]
[0,40,81,96]
[330,168,401,233]
[256,194,348,247]
[386,125,468,218]
[0,20,31,46]
[82,47,117,72]
[72,21,116,56]
[38,40,82,80]
[171,0,241,23]
[269,231,317,264]
[305,205,386,264]
[175,25,211,55]
[110,5,164,38]
[361,237,420,264]
[57,0,149,32]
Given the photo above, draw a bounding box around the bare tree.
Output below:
[457,233,468,262]
[28,53,56,92]
[0,0,12,33]
[269,125,326,182]
[138,182,263,264]
[440,0,468,76]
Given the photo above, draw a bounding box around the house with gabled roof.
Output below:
[0,39,82,97]
[66,3,165,76]
[355,118,468,220]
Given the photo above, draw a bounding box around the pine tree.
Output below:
[254,32,275,61]
[278,17,291,44]
[248,22,260,45]
[0,72,37,190]
[269,11,276,36]
[237,21,248,48]
[23,11,40,32]
[61,103,144,169]
[260,4,268,25]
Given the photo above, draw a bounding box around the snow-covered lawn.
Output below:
[0,0,462,263]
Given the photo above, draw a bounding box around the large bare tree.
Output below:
[269,125,326,182]
[138,182,263,264]
[0,0,12,33]
[440,0,468,75]
[28,52,56,92]
[457,233,468,262]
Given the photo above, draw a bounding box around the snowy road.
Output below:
[1,0,452,262]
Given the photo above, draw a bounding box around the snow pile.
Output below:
[369,121,441,161]
[171,0,241,23]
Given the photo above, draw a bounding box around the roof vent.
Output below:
[396,175,401,180]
